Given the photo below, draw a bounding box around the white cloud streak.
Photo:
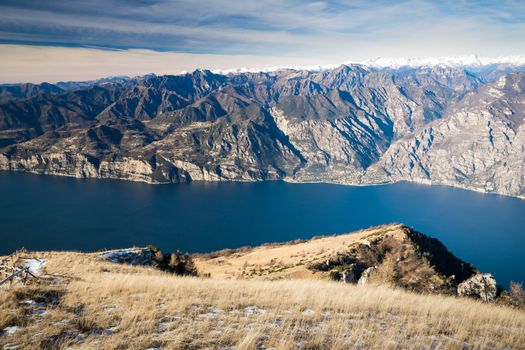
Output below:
[0,0,523,82]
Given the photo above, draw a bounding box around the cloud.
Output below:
[0,0,523,56]
[0,0,523,82]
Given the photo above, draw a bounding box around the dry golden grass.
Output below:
[1,247,524,350]
[194,224,401,280]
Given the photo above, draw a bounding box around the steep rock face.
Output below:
[0,152,201,184]
[0,64,523,197]
[365,73,525,197]
[270,94,391,181]
[0,152,99,179]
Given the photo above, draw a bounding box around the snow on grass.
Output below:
[19,258,46,275]
[32,309,48,316]
[3,344,21,350]
[197,307,224,318]
[301,308,315,316]
[244,306,266,315]
[98,248,153,265]
[2,326,20,335]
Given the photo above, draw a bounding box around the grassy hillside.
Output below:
[1,225,524,349]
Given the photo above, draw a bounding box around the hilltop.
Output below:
[1,224,524,349]
[195,224,509,301]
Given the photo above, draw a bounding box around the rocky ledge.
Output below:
[307,225,499,301]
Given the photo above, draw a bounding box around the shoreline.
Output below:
[1,168,523,200]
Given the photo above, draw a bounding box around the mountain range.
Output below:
[0,57,524,198]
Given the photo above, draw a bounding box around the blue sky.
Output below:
[1,0,524,82]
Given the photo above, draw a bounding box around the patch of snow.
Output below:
[197,307,223,319]
[102,304,118,312]
[359,54,525,69]
[2,326,19,335]
[3,344,21,350]
[19,300,45,307]
[98,327,117,335]
[301,309,315,316]
[75,334,87,341]
[20,258,46,275]
[244,306,266,315]
[52,319,70,327]
[32,309,47,316]
[99,248,153,265]
[214,63,342,75]
[211,54,525,76]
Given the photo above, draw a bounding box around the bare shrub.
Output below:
[499,281,525,309]
[148,246,198,276]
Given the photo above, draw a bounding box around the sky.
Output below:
[0,0,524,83]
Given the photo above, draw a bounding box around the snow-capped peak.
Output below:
[360,54,525,69]
[210,54,525,76]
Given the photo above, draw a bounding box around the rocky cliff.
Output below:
[364,73,525,198]
[0,63,524,197]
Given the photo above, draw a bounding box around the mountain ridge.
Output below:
[0,62,524,198]
[214,54,525,75]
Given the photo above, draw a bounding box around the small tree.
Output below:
[148,246,198,276]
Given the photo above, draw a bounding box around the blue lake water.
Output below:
[0,171,524,287]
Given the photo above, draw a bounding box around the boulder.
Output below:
[357,267,376,286]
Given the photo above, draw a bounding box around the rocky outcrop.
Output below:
[309,225,487,296]
[99,247,198,276]
[0,65,524,197]
[458,273,498,302]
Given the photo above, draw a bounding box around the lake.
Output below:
[0,171,524,287]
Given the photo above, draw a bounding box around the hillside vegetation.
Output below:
[1,225,524,349]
